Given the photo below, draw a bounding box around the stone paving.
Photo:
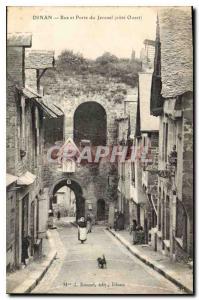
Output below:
[108,228,193,294]
[32,221,183,294]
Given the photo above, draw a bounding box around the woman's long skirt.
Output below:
[78,227,87,241]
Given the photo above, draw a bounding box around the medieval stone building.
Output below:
[132,70,159,240]
[40,70,137,225]
[6,33,57,270]
[116,41,158,233]
[150,8,193,261]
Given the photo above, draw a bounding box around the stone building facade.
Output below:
[115,68,159,239]
[132,71,159,239]
[6,33,56,270]
[40,70,137,224]
[150,8,193,261]
[115,89,137,228]
[116,115,131,228]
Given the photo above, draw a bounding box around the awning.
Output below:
[17,171,36,186]
[38,102,58,118]
[42,96,64,117]
[6,173,18,187]
[16,86,63,118]
[16,86,41,99]
[35,98,63,119]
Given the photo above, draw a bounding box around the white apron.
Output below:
[78,227,87,241]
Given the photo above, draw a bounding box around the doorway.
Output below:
[97,199,105,221]
[22,194,29,240]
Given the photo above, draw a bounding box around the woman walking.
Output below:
[86,214,93,233]
[77,217,87,244]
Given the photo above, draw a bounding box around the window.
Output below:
[31,106,37,166]
[165,195,170,240]
[165,123,168,162]
[162,122,168,163]
[131,162,135,186]
[162,123,165,161]
[19,105,22,139]
[143,136,146,147]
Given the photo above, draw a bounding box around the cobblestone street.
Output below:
[32,221,182,294]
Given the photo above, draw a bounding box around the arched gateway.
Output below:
[74,101,107,146]
[49,178,85,221]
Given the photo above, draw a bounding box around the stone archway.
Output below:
[74,101,107,146]
[49,178,85,221]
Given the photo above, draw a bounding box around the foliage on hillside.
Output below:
[55,50,141,87]
[40,50,141,103]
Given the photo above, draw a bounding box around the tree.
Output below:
[96,52,119,65]
[56,50,88,72]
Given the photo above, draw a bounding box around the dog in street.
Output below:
[97,254,107,269]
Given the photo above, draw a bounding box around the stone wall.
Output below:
[182,92,193,257]
[7,47,24,87]
[25,69,37,90]
[7,47,24,174]
[7,43,46,268]
[42,151,118,222]
[62,93,128,145]
[40,71,137,222]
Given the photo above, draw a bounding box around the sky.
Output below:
[7,6,157,59]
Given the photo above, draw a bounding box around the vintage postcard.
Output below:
[6,6,193,294]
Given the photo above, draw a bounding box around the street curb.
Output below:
[107,228,193,295]
[11,231,57,294]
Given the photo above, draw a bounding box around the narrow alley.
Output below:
[32,221,182,294]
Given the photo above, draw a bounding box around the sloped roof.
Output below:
[139,72,159,132]
[17,86,41,99]
[42,95,64,117]
[7,32,32,47]
[159,7,193,98]
[17,171,36,185]
[6,174,18,187]
[25,50,54,69]
[16,86,63,118]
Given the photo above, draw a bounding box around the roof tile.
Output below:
[7,32,32,47]
[25,50,54,69]
[159,7,193,98]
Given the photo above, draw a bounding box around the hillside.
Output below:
[40,50,141,104]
